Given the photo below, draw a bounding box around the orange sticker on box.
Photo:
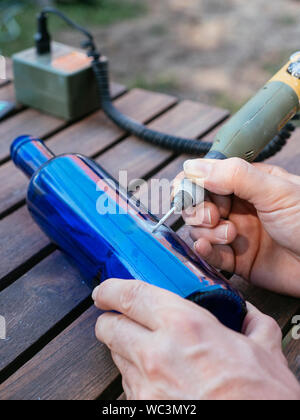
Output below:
[52,51,92,73]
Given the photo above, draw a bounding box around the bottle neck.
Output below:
[11,135,55,178]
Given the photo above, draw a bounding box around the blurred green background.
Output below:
[0,0,146,56]
[1,0,300,112]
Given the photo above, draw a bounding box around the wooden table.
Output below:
[0,63,299,400]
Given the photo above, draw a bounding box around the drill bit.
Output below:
[152,206,176,233]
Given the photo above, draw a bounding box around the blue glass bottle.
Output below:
[11,135,247,332]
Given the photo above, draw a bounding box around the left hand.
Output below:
[92,279,300,400]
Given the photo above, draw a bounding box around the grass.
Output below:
[0,0,146,56]
[275,14,297,26]
[261,50,292,76]
[148,23,167,37]
[130,74,180,94]
[211,92,245,114]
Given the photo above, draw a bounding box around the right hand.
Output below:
[178,158,300,297]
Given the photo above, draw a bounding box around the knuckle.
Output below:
[173,309,193,327]
[161,305,205,330]
[120,281,145,313]
[95,313,112,342]
[262,315,283,346]
[263,315,280,334]
[228,157,249,180]
[141,348,164,378]
[97,313,124,348]
[106,315,124,348]
[271,166,288,177]
[159,307,183,327]
[225,158,250,195]
[95,316,103,341]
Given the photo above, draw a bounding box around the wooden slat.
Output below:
[0,80,10,89]
[47,88,176,157]
[0,82,126,164]
[96,101,228,182]
[283,328,300,383]
[267,128,300,175]
[0,84,18,105]
[0,307,117,400]
[0,207,49,282]
[0,161,28,217]
[0,101,228,399]
[0,89,175,217]
[231,277,299,330]
[0,251,90,374]
[0,111,62,164]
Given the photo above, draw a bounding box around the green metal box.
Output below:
[12,42,100,121]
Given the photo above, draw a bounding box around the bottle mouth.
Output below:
[11,135,55,178]
[10,135,37,164]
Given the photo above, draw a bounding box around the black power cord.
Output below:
[35,7,296,159]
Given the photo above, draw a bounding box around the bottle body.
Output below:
[11,136,247,332]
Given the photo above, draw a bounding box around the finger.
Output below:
[242,303,282,353]
[193,238,235,273]
[95,312,151,361]
[93,279,190,330]
[183,158,296,212]
[111,353,139,400]
[111,352,138,381]
[209,192,232,218]
[182,201,220,227]
[111,351,135,375]
[171,171,185,200]
[190,221,237,245]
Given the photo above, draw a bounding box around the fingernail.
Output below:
[203,207,212,225]
[184,159,213,178]
[92,285,100,301]
[216,224,229,243]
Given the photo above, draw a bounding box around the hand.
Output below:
[179,158,300,297]
[93,279,300,400]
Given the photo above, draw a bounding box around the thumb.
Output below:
[243,303,283,356]
[184,158,295,211]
